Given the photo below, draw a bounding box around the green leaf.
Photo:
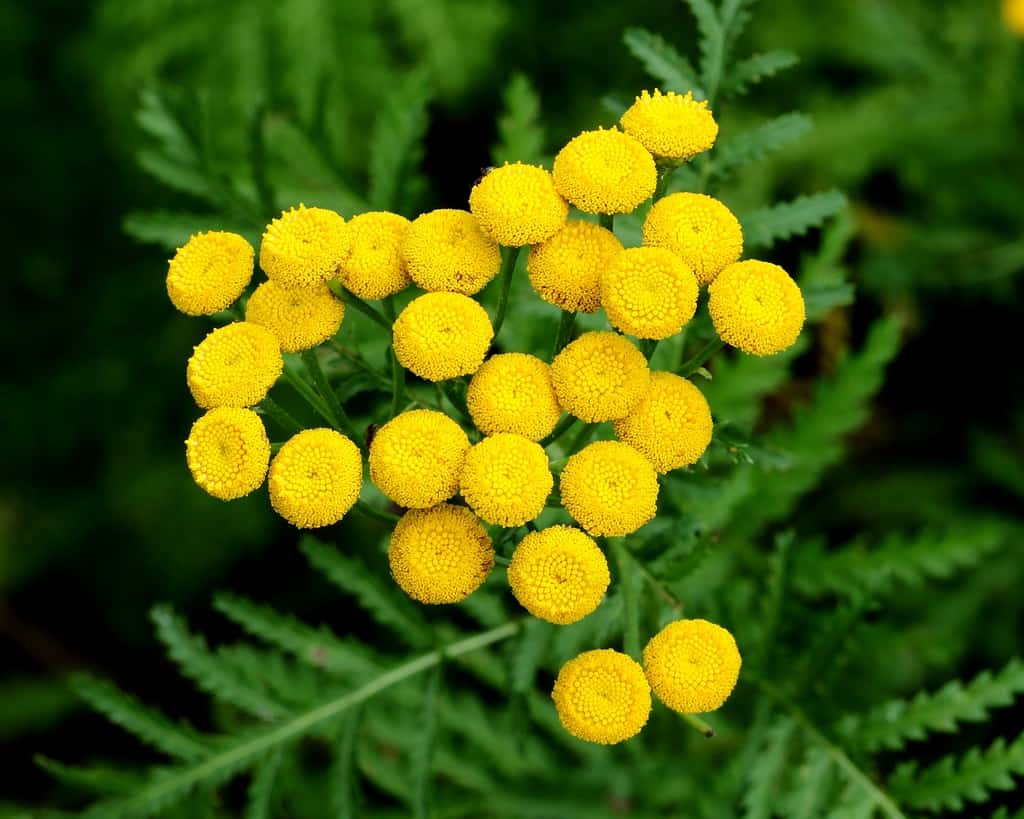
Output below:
[726,50,799,96]
[122,210,260,250]
[742,190,848,250]
[36,756,140,795]
[331,710,362,819]
[742,718,796,819]
[0,678,77,740]
[782,748,835,819]
[244,748,281,819]
[412,666,442,819]
[714,112,812,178]
[492,74,545,166]
[622,28,703,97]
[683,0,724,99]
[510,618,551,693]
[369,69,432,213]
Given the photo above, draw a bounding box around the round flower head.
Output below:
[508,526,610,625]
[1005,0,1024,35]
[369,409,470,509]
[338,211,411,300]
[552,649,651,744]
[245,279,344,353]
[708,260,805,356]
[167,231,253,316]
[389,504,493,604]
[392,292,493,381]
[552,128,657,214]
[526,221,623,313]
[185,408,270,500]
[620,90,718,161]
[466,353,561,441]
[401,209,501,295]
[642,193,743,285]
[550,332,650,423]
[643,619,742,714]
[260,205,348,289]
[613,372,712,473]
[186,322,283,409]
[559,441,658,537]
[601,247,699,340]
[469,163,568,247]
[268,428,362,528]
[459,434,553,527]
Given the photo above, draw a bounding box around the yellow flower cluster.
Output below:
[643,619,742,714]
[1005,0,1024,35]
[401,209,500,295]
[268,428,362,529]
[167,231,253,316]
[186,322,283,409]
[553,128,657,214]
[460,433,553,527]
[642,192,743,285]
[552,649,651,744]
[392,292,493,381]
[527,221,623,313]
[559,441,659,537]
[260,205,349,289]
[466,353,561,441]
[601,247,699,340]
[550,332,650,422]
[185,407,270,500]
[469,163,568,246]
[709,260,806,356]
[245,280,344,353]
[338,211,411,299]
[621,90,718,161]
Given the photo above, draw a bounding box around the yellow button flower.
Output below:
[550,332,649,422]
[508,526,610,625]
[338,211,411,300]
[620,89,718,161]
[369,409,470,509]
[552,649,651,744]
[1005,0,1024,35]
[392,293,493,382]
[559,441,658,537]
[389,504,494,604]
[469,162,568,246]
[167,231,253,316]
[401,209,501,295]
[708,260,805,356]
[459,433,553,527]
[186,322,283,409]
[466,353,562,441]
[526,221,623,314]
[601,247,699,340]
[185,407,270,500]
[642,193,743,285]
[613,372,712,473]
[245,280,344,353]
[268,428,362,528]
[553,128,657,214]
[643,619,742,714]
[259,205,348,289]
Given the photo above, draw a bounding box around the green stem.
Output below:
[300,351,363,444]
[654,166,674,202]
[682,713,715,738]
[551,310,577,359]
[282,363,338,429]
[437,381,472,425]
[599,213,615,232]
[384,298,405,421]
[494,555,510,567]
[259,397,304,435]
[678,337,726,377]
[565,422,596,455]
[640,338,660,361]
[541,414,577,448]
[328,281,391,330]
[612,539,640,661]
[492,246,521,341]
[353,500,400,525]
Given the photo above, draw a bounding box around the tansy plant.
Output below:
[43,2,1024,818]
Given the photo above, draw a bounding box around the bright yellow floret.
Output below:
[1004,0,1024,35]
[167,231,253,316]
[708,260,805,356]
[185,408,270,500]
[388,504,494,604]
[601,247,699,340]
[392,293,493,382]
[369,409,470,509]
[338,211,411,300]
[643,619,742,714]
[559,441,659,537]
[268,428,362,528]
[401,209,501,295]
[642,193,743,285]
[526,221,623,313]
[459,433,553,527]
[245,280,344,353]
[552,649,651,744]
[613,372,713,473]
[550,332,650,423]
[186,322,283,409]
[259,205,348,289]
[507,525,610,625]
[469,162,568,246]
[620,89,718,161]
[552,128,657,214]
[466,353,562,441]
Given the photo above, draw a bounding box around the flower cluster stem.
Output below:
[679,337,726,377]
[328,281,391,330]
[353,499,400,525]
[299,351,363,444]
[682,713,715,738]
[551,310,576,359]
[492,246,522,342]
[599,213,615,232]
[612,539,641,661]
[259,396,304,435]
[640,338,660,361]
[541,414,578,448]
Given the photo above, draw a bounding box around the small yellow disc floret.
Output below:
[268,428,362,528]
[613,372,713,473]
[245,280,344,353]
[601,247,699,340]
[167,231,253,316]
[469,163,568,246]
[526,221,623,314]
[552,649,651,744]
[186,322,283,409]
[338,211,411,300]
[460,433,553,527]
[388,504,494,604]
[643,619,742,714]
[260,205,348,289]
[401,209,501,295]
[559,441,659,537]
[369,409,470,509]
[508,526,610,625]
[708,260,805,356]
[550,332,649,422]
[392,293,493,382]
[642,193,743,285]
[553,128,657,214]
[620,89,718,161]
[466,353,561,441]
[1004,0,1024,35]
[185,408,270,500]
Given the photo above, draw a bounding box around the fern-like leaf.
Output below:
[741,718,796,819]
[742,190,848,250]
[412,665,442,819]
[331,710,362,819]
[726,50,799,96]
[782,747,835,819]
[35,756,140,796]
[510,618,551,694]
[122,210,260,250]
[683,0,724,98]
[244,748,281,819]
[369,69,432,213]
[492,74,545,166]
[714,112,812,178]
[622,28,703,96]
